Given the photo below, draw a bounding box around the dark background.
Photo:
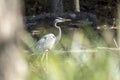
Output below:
[24,0,117,19]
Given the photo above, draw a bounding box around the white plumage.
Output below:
[36,33,56,53]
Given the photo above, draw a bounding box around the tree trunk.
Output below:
[74,0,80,12]
[52,0,63,16]
[0,0,28,80]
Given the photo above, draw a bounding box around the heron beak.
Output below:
[64,19,71,21]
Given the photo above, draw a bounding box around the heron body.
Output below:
[36,17,71,61]
[36,33,56,53]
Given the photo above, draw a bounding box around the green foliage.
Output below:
[37,0,44,4]
[26,26,120,80]
[27,50,118,80]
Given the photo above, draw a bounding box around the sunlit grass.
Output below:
[25,25,120,80]
[27,51,116,80]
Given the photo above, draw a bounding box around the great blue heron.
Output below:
[36,17,71,61]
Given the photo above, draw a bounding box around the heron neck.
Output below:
[54,22,61,42]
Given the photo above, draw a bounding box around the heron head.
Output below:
[54,17,71,23]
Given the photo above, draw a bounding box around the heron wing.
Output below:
[45,37,56,49]
[36,33,56,53]
[36,38,46,52]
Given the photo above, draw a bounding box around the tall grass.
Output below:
[25,24,120,80]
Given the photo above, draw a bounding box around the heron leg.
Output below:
[45,51,48,62]
[41,53,46,61]
[41,50,49,62]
